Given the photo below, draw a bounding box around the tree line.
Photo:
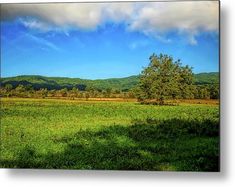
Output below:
[0,53,219,103]
[0,82,219,101]
[0,84,135,99]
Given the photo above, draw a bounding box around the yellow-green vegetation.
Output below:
[0,98,219,171]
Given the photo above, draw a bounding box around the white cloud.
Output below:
[131,1,218,32]
[1,3,104,30]
[127,1,218,44]
[102,3,135,23]
[1,2,219,44]
[19,18,52,31]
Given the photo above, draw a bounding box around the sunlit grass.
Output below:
[0,98,219,171]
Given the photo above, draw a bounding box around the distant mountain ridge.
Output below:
[1,72,219,91]
[193,72,219,85]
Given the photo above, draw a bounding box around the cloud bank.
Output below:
[1,2,219,44]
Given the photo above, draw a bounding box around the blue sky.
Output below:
[1,2,219,79]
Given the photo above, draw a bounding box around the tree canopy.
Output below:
[136,53,195,104]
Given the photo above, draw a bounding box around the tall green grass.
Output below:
[0,98,219,171]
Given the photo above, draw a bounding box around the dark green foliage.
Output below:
[4,84,13,91]
[0,75,139,91]
[194,84,219,99]
[0,71,219,100]
[136,54,195,104]
[194,72,219,85]
[0,72,218,92]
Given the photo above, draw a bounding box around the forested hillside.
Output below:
[1,72,218,91]
[194,72,219,85]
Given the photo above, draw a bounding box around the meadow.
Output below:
[0,98,219,171]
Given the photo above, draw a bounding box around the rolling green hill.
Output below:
[0,75,139,91]
[194,72,219,85]
[0,72,219,91]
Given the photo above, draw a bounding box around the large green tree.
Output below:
[136,53,194,105]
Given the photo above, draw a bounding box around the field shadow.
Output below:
[1,118,219,172]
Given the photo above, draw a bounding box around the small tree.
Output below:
[4,84,13,97]
[199,87,210,99]
[209,84,219,99]
[60,88,68,97]
[69,87,78,99]
[15,84,26,97]
[5,84,13,91]
[48,89,56,97]
[105,88,112,98]
[137,53,194,105]
[36,88,48,98]
[85,92,90,101]
[15,84,26,93]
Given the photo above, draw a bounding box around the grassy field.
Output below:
[0,98,219,171]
